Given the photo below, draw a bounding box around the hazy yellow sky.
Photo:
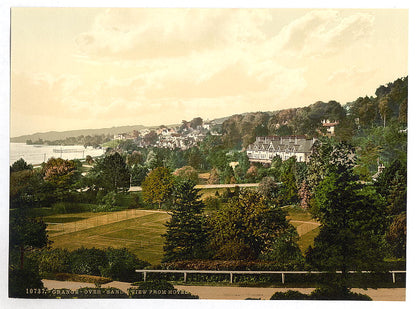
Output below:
[10,8,408,137]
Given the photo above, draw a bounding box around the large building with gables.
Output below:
[246,135,316,164]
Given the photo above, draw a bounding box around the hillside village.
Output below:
[113,118,221,150]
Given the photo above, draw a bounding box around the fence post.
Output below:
[282,273,285,284]
[184,272,187,283]
[230,272,233,283]
[392,272,396,284]
[143,271,147,282]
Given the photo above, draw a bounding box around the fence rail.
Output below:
[135,269,406,284]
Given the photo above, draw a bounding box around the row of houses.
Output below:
[246,135,316,163]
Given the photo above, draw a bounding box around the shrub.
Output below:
[309,286,372,300]
[100,247,150,282]
[203,196,221,210]
[51,202,93,214]
[270,290,309,300]
[42,273,111,284]
[37,248,71,274]
[69,247,107,276]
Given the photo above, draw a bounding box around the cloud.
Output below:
[327,66,377,85]
[269,10,375,58]
[11,73,86,117]
[75,8,271,61]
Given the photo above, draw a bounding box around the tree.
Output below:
[385,212,406,258]
[145,149,164,169]
[207,167,220,184]
[143,130,158,146]
[306,167,387,292]
[189,117,203,129]
[173,165,199,183]
[10,158,32,173]
[126,151,144,166]
[162,181,209,262]
[298,180,312,209]
[85,155,94,165]
[257,176,280,201]
[92,152,130,192]
[260,225,304,265]
[130,164,148,186]
[10,169,45,209]
[10,209,49,270]
[279,157,299,205]
[209,190,289,260]
[378,96,392,128]
[43,157,78,188]
[375,159,406,214]
[141,167,175,208]
[41,157,80,202]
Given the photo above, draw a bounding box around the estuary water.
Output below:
[9,143,105,165]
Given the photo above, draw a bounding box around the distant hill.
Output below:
[10,115,231,143]
[10,125,150,143]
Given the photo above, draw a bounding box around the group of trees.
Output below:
[161,180,302,265]
[26,133,113,148]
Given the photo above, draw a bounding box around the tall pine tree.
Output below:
[162,180,209,262]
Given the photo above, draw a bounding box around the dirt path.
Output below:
[41,280,405,301]
[47,209,165,237]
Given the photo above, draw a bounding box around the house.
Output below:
[321,119,339,135]
[246,135,315,164]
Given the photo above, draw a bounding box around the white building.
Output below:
[246,135,315,163]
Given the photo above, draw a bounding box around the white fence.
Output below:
[135,269,406,284]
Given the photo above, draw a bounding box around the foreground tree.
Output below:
[306,165,387,292]
[10,169,45,209]
[141,167,175,208]
[162,181,209,262]
[10,210,49,270]
[209,190,289,260]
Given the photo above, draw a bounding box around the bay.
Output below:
[10,143,105,166]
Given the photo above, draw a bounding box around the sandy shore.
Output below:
[42,280,405,301]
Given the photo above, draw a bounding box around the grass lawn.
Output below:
[47,202,320,265]
[49,211,170,265]
[285,206,316,222]
[297,227,320,253]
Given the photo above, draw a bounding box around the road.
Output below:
[41,280,405,300]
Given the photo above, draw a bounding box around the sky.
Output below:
[10,7,408,137]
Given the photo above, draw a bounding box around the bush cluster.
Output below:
[160,259,304,271]
[33,247,150,283]
[270,287,372,300]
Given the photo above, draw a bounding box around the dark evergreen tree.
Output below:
[162,180,209,262]
[306,163,387,293]
[10,158,33,173]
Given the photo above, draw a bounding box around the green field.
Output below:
[49,211,170,264]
